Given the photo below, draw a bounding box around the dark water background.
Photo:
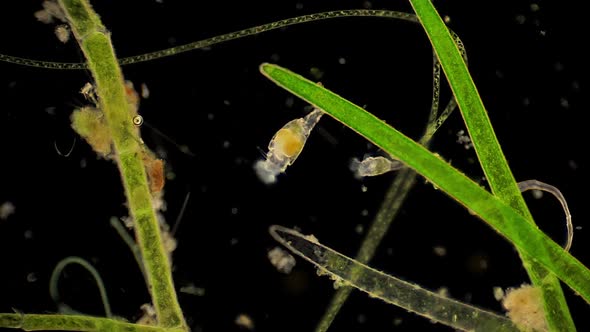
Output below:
[1,1,587,331]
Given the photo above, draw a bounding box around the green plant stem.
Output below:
[407,0,574,330]
[57,0,186,329]
[0,313,185,332]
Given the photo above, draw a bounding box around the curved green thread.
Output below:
[0,10,417,70]
[259,63,590,306]
[0,313,185,332]
[408,0,574,330]
[56,0,186,329]
[270,226,521,332]
[49,256,113,318]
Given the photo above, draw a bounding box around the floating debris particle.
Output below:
[54,25,70,43]
[0,201,16,220]
[432,245,447,257]
[268,246,296,274]
[179,283,206,296]
[235,313,255,330]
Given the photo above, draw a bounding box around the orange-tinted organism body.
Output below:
[254,108,324,184]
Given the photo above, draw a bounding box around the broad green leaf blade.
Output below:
[407,0,574,330]
[259,62,590,304]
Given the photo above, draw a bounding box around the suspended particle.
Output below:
[268,246,296,274]
[432,246,447,257]
[357,313,367,324]
[34,1,66,24]
[26,272,38,283]
[354,224,364,234]
[179,284,206,296]
[54,24,70,43]
[254,108,324,184]
[493,287,505,301]
[140,83,150,99]
[235,314,255,330]
[0,201,15,220]
[456,130,473,149]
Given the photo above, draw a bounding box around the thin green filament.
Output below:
[0,10,417,70]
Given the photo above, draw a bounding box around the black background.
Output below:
[1,1,588,331]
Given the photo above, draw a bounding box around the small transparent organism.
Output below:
[254,107,324,184]
[350,155,404,178]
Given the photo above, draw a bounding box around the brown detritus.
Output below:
[141,151,165,194]
[501,284,548,332]
[124,80,141,116]
[34,1,66,24]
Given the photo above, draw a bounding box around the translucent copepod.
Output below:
[350,156,404,178]
[254,108,324,184]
